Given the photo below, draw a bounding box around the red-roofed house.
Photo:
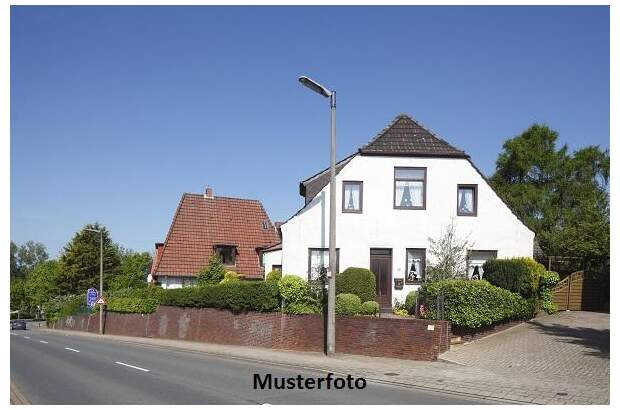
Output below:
[149,187,280,288]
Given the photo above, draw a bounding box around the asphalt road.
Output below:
[10,328,488,405]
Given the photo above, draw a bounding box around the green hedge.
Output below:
[419,279,536,329]
[539,270,560,313]
[335,267,376,302]
[44,294,90,321]
[335,293,362,315]
[361,300,379,316]
[159,281,280,313]
[106,298,158,314]
[404,290,418,314]
[265,270,282,282]
[482,258,533,297]
[278,275,320,314]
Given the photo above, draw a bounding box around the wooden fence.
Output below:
[552,270,609,312]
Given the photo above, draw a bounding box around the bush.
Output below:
[159,281,280,313]
[220,271,240,284]
[361,300,379,316]
[335,267,376,302]
[539,270,560,313]
[418,279,535,329]
[392,300,409,316]
[482,258,532,297]
[265,270,282,282]
[44,294,89,321]
[106,298,158,314]
[335,293,362,315]
[197,254,227,286]
[278,275,320,314]
[404,290,418,314]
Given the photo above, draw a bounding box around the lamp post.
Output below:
[298,75,337,355]
[85,228,104,334]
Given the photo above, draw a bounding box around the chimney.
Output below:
[204,186,214,199]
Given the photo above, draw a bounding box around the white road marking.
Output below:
[114,361,150,372]
[64,347,80,353]
[10,332,17,335]
[23,336,30,339]
[39,340,49,344]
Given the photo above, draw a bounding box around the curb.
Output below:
[10,380,31,405]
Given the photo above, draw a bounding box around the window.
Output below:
[261,221,270,230]
[272,265,282,272]
[307,248,340,281]
[214,245,237,265]
[342,181,363,213]
[405,248,426,284]
[457,184,478,216]
[394,167,426,209]
[467,250,497,279]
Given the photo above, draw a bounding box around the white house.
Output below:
[265,114,535,310]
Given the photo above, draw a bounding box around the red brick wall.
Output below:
[49,307,450,361]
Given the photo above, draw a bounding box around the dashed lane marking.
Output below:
[64,347,80,352]
[39,340,48,344]
[114,361,150,372]
[23,336,30,339]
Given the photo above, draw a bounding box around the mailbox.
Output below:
[394,278,404,290]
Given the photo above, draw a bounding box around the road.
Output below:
[11,328,489,405]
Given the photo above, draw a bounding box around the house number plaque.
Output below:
[394,278,404,290]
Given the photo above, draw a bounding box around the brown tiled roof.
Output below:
[359,114,468,157]
[153,194,280,279]
[299,114,467,202]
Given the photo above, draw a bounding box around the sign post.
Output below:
[86,288,99,310]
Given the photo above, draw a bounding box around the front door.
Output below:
[370,248,392,311]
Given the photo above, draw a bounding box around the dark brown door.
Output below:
[370,249,392,311]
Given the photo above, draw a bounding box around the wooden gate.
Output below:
[552,270,607,311]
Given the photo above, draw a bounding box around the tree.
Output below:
[10,278,26,312]
[10,240,49,278]
[196,254,226,286]
[57,223,121,295]
[25,260,62,314]
[426,219,472,281]
[490,124,609,268]
[108,249,152,291]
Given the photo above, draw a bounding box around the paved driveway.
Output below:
[440,311,609,404]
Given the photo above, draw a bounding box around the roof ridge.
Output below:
[359,114,406,151]
[184,192,262,203]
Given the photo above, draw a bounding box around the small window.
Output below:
[214,245,236,265]
[406,248,426,284]
[272,265,282,272]
[308,248,340,282]
[467,250,497,279]
[457,184,478,216]
[261,221,270,230]
[394,167,426,209]
[342,181,363,213]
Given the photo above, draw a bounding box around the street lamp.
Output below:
[298,75,337,355]
[85,228,104,335]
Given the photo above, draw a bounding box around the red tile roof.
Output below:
[152,193,280,279]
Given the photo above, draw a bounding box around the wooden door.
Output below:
[370,249,392,311]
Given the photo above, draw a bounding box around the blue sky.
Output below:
[11,6,610,257]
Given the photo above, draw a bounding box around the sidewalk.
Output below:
[40,326,605,404]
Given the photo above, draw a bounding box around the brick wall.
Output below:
[49,306,450,361]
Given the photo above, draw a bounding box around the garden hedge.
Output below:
[419,279,536,329]
[482,258,535,298]
[335,267,376,302]
[106,298,159,314]
[278,275,320,314]
[361,300,379,316]
[159,281,280,313]
[335,293,362,315]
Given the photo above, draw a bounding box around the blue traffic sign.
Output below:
[86,288,99,309]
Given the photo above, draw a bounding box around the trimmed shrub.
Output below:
[335,267,376,302]
[106,298,158,314]
[361,300,379,316]
[44,294,89,321]
[419,279,535,329]
[335,293,362,315]
[482,258,531,297]
[539,270,560,313]
[220,271,240,284]
[265,270,282,282]
[278,275,320,314]
[392,300,409,316]
[197,254,226,286]
[159,281,280,313]
[404,290,418,314]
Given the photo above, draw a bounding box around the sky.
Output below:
[10,6,610,257]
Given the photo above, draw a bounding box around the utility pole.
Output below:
[86,227,104,334]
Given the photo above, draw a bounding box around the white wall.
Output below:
[281,155,535,306]
[263,249,282,275]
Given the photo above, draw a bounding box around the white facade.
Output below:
[263,249,283,274]
[280,155,534,306]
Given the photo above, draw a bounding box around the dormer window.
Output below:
[262,221,270,230]
[214,245,237,265]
